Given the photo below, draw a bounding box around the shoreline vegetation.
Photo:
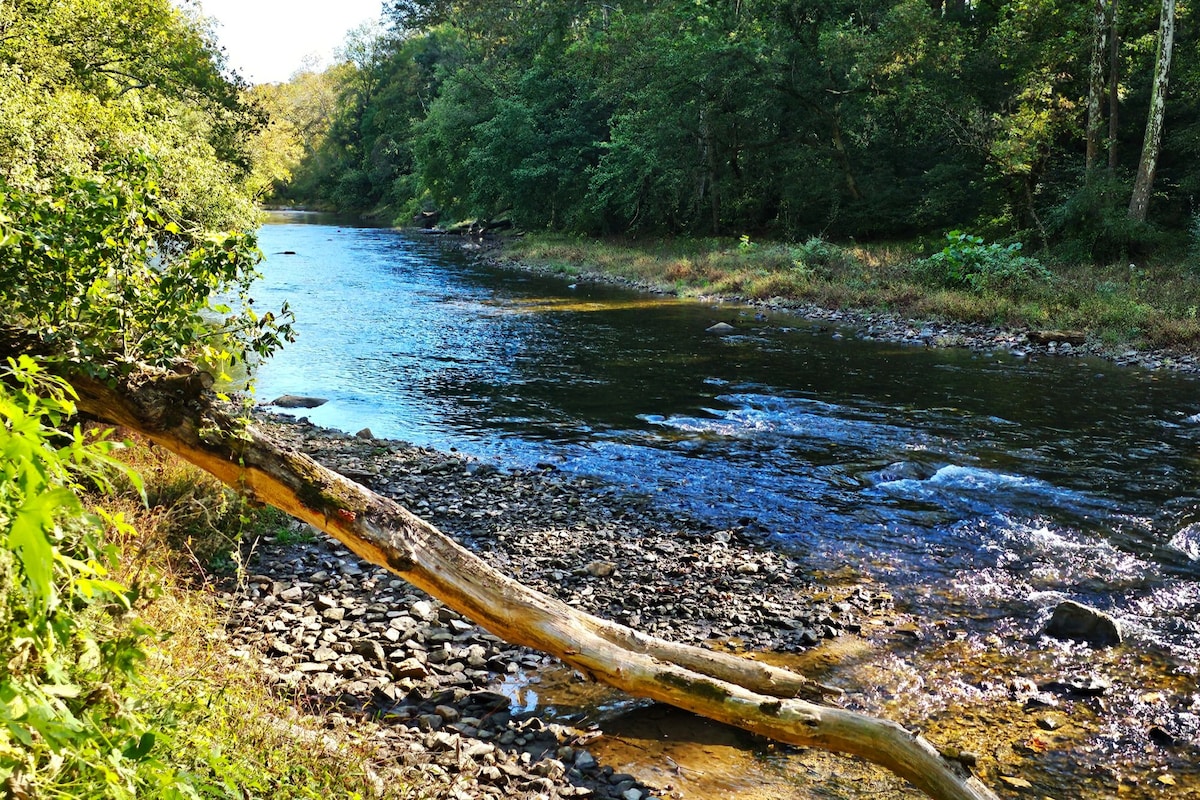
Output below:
[476,231,1200,374]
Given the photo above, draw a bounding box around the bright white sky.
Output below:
[182,0,386,84]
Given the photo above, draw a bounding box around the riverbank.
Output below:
[218,413,907,800]
[477,233,1200,376]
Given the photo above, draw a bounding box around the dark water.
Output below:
[252,212,1200,697]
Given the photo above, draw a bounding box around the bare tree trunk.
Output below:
[1107,0,1121,173]
[1085,0,1109,174]
[1,328,1001,800]
[1128,0,1175,222]
[831,104,863,201]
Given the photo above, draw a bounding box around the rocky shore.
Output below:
[219,414,896,800]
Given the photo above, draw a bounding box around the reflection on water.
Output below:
[253,212,1200,797]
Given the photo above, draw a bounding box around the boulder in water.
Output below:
[1169,523,1200,560]
[706,322,736,334]
[1042,600,1122,647]
[866,461,939,484]
[269,395,328,409]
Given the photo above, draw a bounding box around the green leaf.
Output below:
[123,731,156,760]
[9,488,80,605]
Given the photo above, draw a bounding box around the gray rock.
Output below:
[705,322,736,334]
[392,658,430,679]
[1043,600,1123,647]
[585,560,617,578]
[355,428,374,439]
[269,395,328,409]
[867,461,939,484]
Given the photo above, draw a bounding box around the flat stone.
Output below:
[585,560,617,578]
[269,395,328,409]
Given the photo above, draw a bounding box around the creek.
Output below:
[252,211,1200,798]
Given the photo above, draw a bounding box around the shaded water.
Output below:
[253,212,1200,796]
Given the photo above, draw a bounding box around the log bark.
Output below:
[1,327,1000,800]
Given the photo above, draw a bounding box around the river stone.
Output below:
[705,322,736,334]
[1169,523,1200,560]
[585,560,617,578]
[868,461,939,484]
[1043,600,1123,647]
[269,394,328,409]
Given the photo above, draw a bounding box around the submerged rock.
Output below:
[269,394,328,409]
[1169,523,1200,560]
[865,461,939,484]
[1043,600,1123,647]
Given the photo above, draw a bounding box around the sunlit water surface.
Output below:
[252,211,1200,796]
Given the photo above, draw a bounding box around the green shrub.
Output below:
[0,356,180,797]
[914,231,1053,294]
[791,237,861,278]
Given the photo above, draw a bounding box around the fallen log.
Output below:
[2,329,1000,800]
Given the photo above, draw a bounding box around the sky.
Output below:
[181,0,387,84]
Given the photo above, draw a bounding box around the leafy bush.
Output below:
[0,155,294,378]
[791,237,861,278]
[914,231,1053,294]
[1044,175,1163,262]
[0,356,179,797]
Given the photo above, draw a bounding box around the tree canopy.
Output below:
[0,3,292,791]
[270,0,1199,259]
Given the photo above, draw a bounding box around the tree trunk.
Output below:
[1128,0,1175,222]
[1107,0,1120,173]
[1085,0,1109,174]
[1,328,1000,800]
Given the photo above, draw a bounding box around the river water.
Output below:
[252,211,1200,796]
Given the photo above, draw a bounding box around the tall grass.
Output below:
[89,433,422,799]
[505,233,1200,351]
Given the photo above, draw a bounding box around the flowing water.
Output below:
[252,211,1200,797]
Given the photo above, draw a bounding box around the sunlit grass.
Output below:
[505,234,1200,352]
[91,433,422,799]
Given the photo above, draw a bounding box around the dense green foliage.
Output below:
[0,359,167,797]
[913,231,1054,293]
[0,2,305,796]
[270,0,1199,258]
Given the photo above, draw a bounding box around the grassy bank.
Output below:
[503,233,1200,352]
[94,435,412,800]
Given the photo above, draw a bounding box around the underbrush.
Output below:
[506,233,1200,352]
[0,360,414,798]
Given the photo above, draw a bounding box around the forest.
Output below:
[265,0,1200,263]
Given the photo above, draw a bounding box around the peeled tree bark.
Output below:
[1,328,1000,800]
